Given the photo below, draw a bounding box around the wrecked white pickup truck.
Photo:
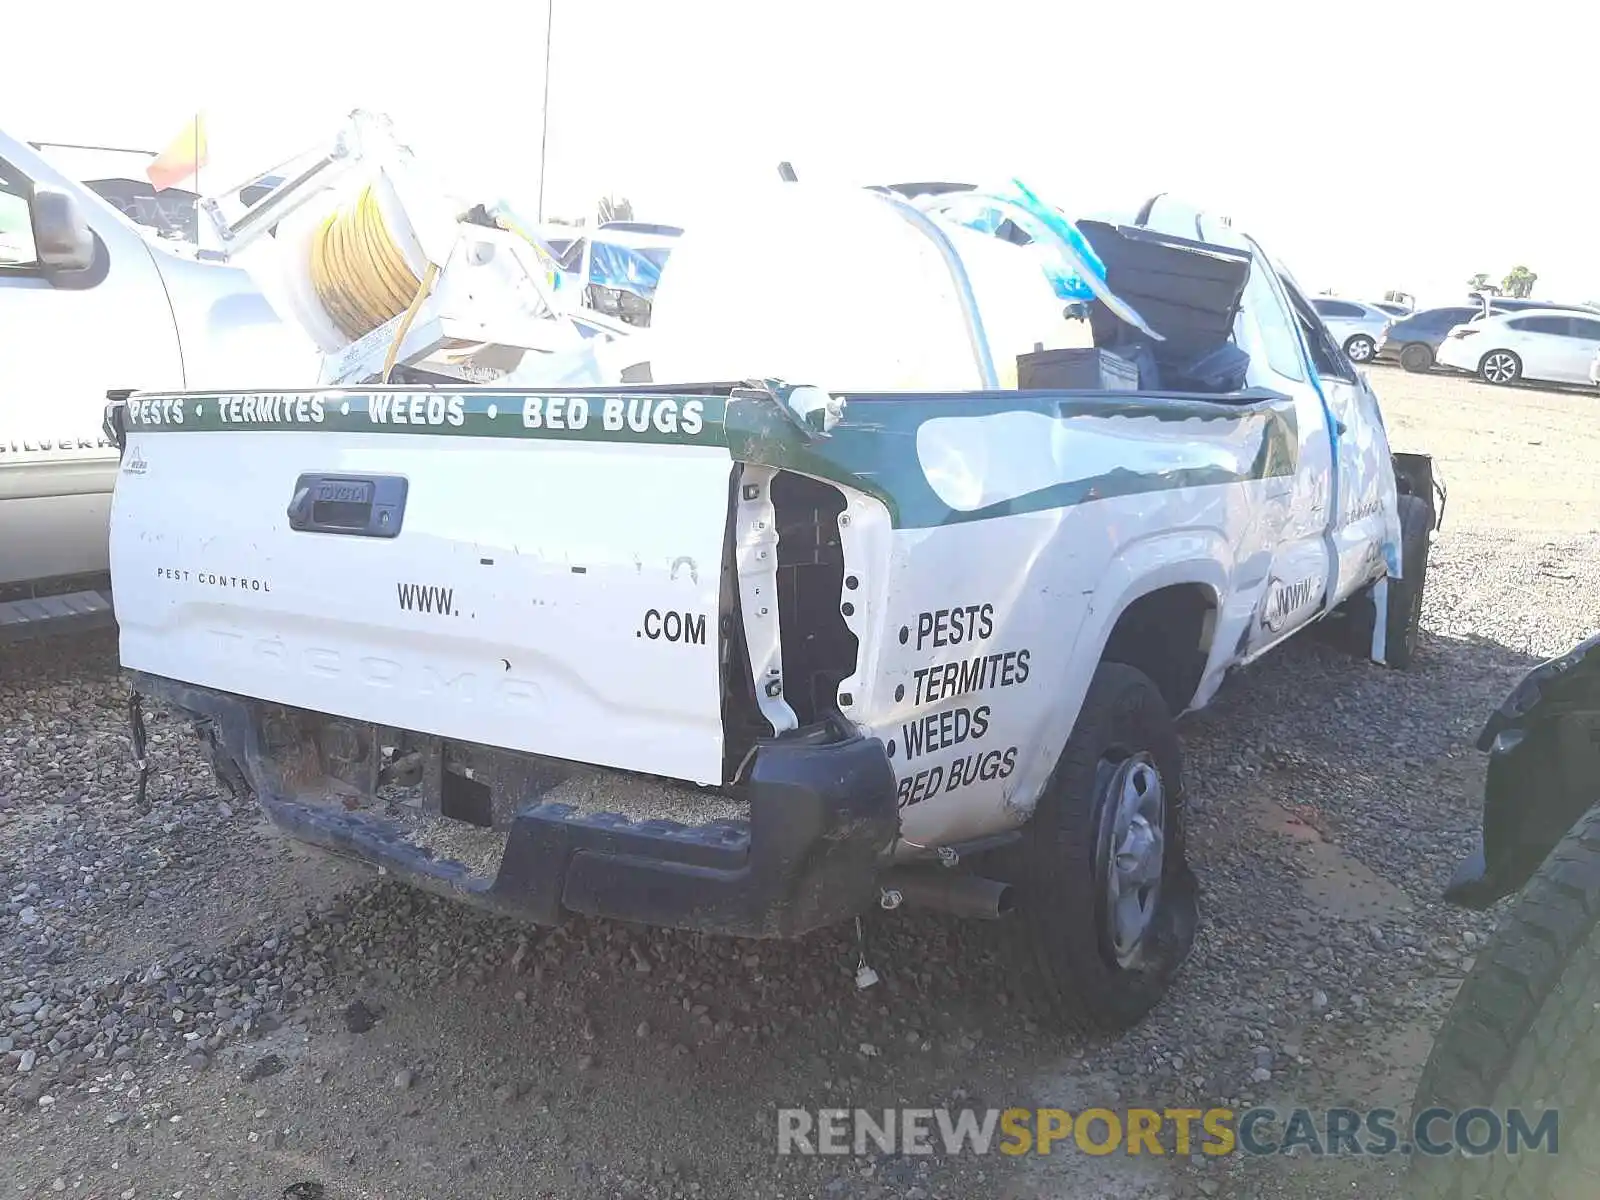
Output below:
[103,186,1440,1031]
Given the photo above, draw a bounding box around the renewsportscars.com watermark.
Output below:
[777,1106,1561,1158]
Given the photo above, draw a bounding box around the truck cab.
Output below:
[0,129,316,638]
[1136,195,1404,677]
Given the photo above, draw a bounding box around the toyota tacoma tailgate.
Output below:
[113,388,731,782]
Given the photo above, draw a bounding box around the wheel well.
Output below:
[1100,584,1216,716]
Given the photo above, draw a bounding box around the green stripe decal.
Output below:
[123,386,1296,530]
[724,389,1299,529]
[122,390,731,447]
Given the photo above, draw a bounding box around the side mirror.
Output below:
[30,184,96,274]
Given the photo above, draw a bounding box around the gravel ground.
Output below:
[2,368,1597,1199]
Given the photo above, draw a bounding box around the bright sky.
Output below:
[13,1,1597,307]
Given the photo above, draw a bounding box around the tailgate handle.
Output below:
[287,473,408,539]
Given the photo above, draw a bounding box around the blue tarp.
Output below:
[589,242,671,298]
[922,180,1160,341]
[927,181,1108,303]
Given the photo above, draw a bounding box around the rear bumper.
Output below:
[132,673,900,938]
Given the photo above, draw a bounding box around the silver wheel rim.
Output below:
[1348,337,1374,362]
[1484,353,1516,383]
[1100,754,1167,967]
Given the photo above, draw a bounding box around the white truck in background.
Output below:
[0,129,314,640]
[106,183,1444,1031]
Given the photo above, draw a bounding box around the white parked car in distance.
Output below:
[1435,308,1600,387]
[1310,297,1392,363]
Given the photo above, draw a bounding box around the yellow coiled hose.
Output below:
[310,184,439,380]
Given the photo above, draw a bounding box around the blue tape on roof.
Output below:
[918,180,1161,341]
[589,242,669,297]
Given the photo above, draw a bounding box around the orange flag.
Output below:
[146,113,208,192]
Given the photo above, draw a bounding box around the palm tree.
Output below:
[1501,266,1538,299]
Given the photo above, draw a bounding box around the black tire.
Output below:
[1383,494,1432,668]
[1345,334,1377,363]
[1407,805,1600,1200]
[1339,493,1432,668]
[1003,662,1198,1032]
[1400,343,1435,373]
[1478,349,1522,385]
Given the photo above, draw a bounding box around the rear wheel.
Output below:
[1345,333,1377,363]
[1479,349,1521,384]
[1407,805,1600,1199]
[1400,343,1435,373]
[1003,663,1198,1032]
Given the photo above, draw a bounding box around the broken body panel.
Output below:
[107,376,1406,933]
[1446,632,1600,909]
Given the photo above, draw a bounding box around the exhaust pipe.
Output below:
[880,868,1014,920]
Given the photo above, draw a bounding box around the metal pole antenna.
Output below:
[536,0,553,222]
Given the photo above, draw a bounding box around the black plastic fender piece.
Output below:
[1392,450,1446,533]
[1445,631,1600,908]
[552,733,898,936]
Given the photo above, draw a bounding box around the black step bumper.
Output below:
[131,673,900,938]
